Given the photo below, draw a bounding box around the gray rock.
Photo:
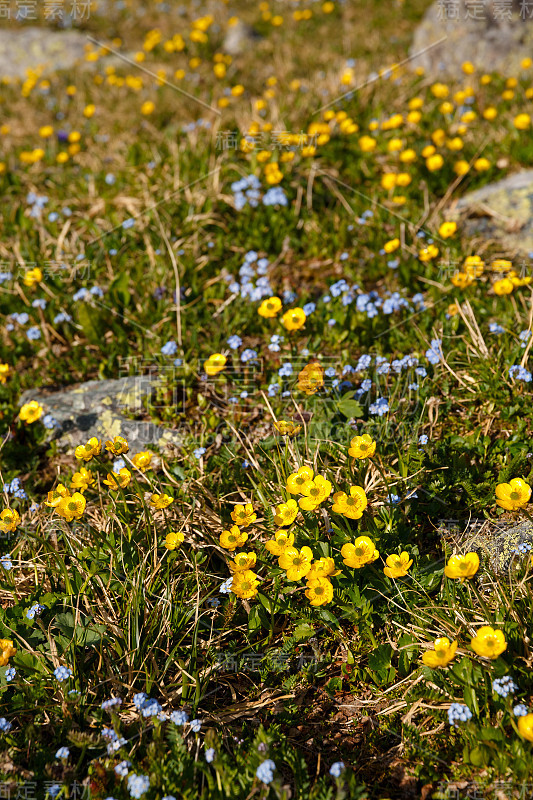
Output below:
[440,517,533,576]
[0,27,124,79]
[450,170,533,255]
[409,0,533,78]
[222,20,262,56]
[20,376,183,455]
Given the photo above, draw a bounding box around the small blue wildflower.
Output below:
[0,718,12,732]
[55,747,70,759]
[161,340,178,356]
[256,760,276,784]
[329,762,344,778]
[205,747,215,763]
[492,676,518,698]
[115,761,131,777]
[194,447,206,459]
[54,666,72,681]
[514,704,529,717]
[190,718,202,732]
[122,218,135,230]
[448,703,472,727]
[26,326,41,341]
[219,577,233,594]
[170,709,189,725]
[489,322,504,334]
[102,697,122,711]
[303,302,316,315]
[127,774,150,799]
[419,435,428,445]
[32,298,47,309]
[241,348,257,363]
[43,414,59,430]
[5,667,16,681]
[1,555,12,571]
[227,334,242,350]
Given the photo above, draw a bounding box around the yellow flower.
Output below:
[381,173,397,190]
[348,434,376,459]
[438,221,457,239]
[463,255,484,278]
[231,569,260,599]
[0,364,10,383]
[103,468,131,490]
[341,536,379,569]
[287,466,314,494]
[273,421,302,437]
[426,154,444,171]
[419,244,439,262]
[331,486,367,520]
[0,509,20,533]
[273,499,299,527]
[307,557,339,580]
[19,401,43,424]
[83,103,95,118]
[279,545,313,580]
[454,160,470,176]
[359,135,376,152]
[230,551,257,572]
[431,82,449,99]
[483,107,497,120]
[39,125,54,138]
[451,271,473,289]
[282,308,306,331]
[447,303,459,317]
[305,577,333,606]
[383,551,413,578]
[141,100,155,115]
[220,525,248,551]
[518,714,533,741]
[495,478,531,510]
[444,552,479,580]
[204,353,227,376]
[131,451,153,472]
[470,626,507,659]
[299,476,332,511]
[384,238,400,254]
[493,277,514,295]
[105,436,129,455]
[514,113,531,131]
[56,492,86,521]
[265,529,295,556]
[70,468,94,492]
[150,493,174,509]
[490,259,513,273]
[422,637,457,668]
[297,362,324,395]
[23,267,42,287]
[474,157,490,172]
[164,531,184,550]
[0,639,16,667]
[44,484,70,507]
[75,437,101,462]
[231,503,257,527]
[258,296,282,318]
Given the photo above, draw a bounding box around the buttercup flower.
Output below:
[44,484,70,508]
[70,468,94,492]
[258,296,282,317]
[307,557,339,580]
[105,436,129,455]
[287,466,314,494]
[204,353,227,376]
[305,577,333,606]
[383,551,413,578]
[279,546,313,580]
[164,531,184,550]
[131,452,153,472]
[341,536,379,569]
[103,469,131,490]
[230,552,257,572]
[297,362,324,395]
[0,509,20,533]
[19,401,44,424]
[23,267,42,287]
[331,486,367,519]
[495,478,531,511]
[149,493,174,510]
[265,529,295,555]
[299,476,332,510]
[518,713,533,741]
[422,637,457,668]
[438,221,457,238]
[0,639,16,667]
[273,420,302,436]
[56,492,86,521]
[231,569,260,599]
[444,552,479,581]
[282,308,306,331]
[273,499,299,526]
[0,364,10,384]
[470,626,507,659]
[348,434,376,459]
[75,437,101,462]
[230,503,257,527]
[220,525,248,550]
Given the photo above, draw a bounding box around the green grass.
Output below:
[2,0,533,797]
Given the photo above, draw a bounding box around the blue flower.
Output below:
[55,747,70,759]
[1,556,12,571]
[102,697,122,710]
[194,447,206,459]
[489,322,504,334]
[32,298,47,309]
[127,774,150,799]
[170,709,189,726]
[267,383,280,397]
[329,762,344,778]
[54,666,73,681]
[5,667,16,681]
[122,218,135,230]
[45,785,60,798]
[419,435,428,445]
[115,760,131,777]
[509,365,532,382]
[303,302,316,315]
[205,747,215,763]
[161,340,178,356]
[492,676,518,698]
[0,717,12,732]
[190,718,202,732]
[514,704,529,717]
[256,759,276,784]
[241,348,257,363]
[278,362,293,378]
[227,334,243,350]
[43,414,59,429]
[26,326,41,341]
[219,577,233,594]
[448,703,472,726]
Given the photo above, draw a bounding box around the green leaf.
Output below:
[337,397,364,419]
[77,303,105,344]
[293,622,315,642]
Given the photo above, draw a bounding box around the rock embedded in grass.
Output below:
[19,376,182,455]
[441,517,533,577]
